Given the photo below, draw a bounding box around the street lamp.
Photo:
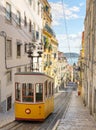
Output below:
[26,42,43,71]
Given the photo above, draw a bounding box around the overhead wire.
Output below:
[61,0,74,65]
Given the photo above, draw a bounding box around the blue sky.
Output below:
[48,0,86,54]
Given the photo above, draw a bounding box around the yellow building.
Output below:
[41,0,58,91]
[78,31,85,97]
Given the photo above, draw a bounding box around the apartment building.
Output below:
[84,0,96,118]
[57,51,69,91]
[78,32,85,99]
[41,0,58,91]
[0,0,43,112]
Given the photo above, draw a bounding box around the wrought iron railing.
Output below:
[44,24,56,37]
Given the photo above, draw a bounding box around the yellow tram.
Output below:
[14,72,54,121]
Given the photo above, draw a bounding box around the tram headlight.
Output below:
[25,108,31,114]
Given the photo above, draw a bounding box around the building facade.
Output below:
[0,0,43,112]
[41,0,58,92]
[84,0,96,118]
[57,51,69,91]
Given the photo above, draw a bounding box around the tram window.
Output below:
[44,81,47,98]
[36,83,43,102]
[52,83,54,95]
[15,83,21,101]
[27,83,34,96]
[22,83,34,102]
[49,82,51,96]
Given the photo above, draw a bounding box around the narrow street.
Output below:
[0,0,96,129]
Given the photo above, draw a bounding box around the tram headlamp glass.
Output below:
[25,108,31,114]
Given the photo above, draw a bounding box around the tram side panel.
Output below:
[15,103,45,121]
[44,97,54,118]
[15,99,54,121]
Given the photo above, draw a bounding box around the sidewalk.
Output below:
[0,107,15,128]
[56,92,96,130]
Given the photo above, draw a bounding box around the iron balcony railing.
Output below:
[44,24,56,37]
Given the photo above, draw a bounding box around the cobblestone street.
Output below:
[56,92,96,130]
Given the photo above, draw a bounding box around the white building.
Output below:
[57,51,69,91]
[0,0,43,112]
[84,0,96,118]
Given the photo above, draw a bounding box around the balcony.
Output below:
[44,24,56,37]
[43,5,52,20]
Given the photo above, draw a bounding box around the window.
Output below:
[24,43,27,53]
[17,68,21,72]
[24,13,27,26]
[28,0,32,5]
[32,30,36,41]
[54,53,56,59]
[6,2,11,21]
[44,81,47,98]
[17,44,21,57]
[25,66,27,72]
[38,2,40,15]
[36,31,39,40]
[22,83,34,102]
[7,96,12,111]
[29,20,31,32]
[7,70,12,83]
[15,83,21,101]
[33,0,35,10]
[16,11,21,26]
[49,82,51,96]
[35,83,43,102]
[6,39,12,58]
[52,83,54,95]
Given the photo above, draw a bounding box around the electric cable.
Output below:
[61,0,73,64]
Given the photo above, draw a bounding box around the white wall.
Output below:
[0,0,42,112]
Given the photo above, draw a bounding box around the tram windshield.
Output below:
[22,83,34,102]
[15,81,54,103]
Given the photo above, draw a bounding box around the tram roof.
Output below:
[15,72,53,79]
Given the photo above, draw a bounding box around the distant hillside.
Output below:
[64,53,79,58]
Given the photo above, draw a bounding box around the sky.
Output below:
[48,0,86,54]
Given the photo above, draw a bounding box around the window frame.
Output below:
[24,13,27,26]
[17,67,21,72]
[28,0,32,6]
[16,10,21,26]
[17,44,21,57]
[29,20,32,32]
[35,83,43,102]
[44,80,48,99]
[15,82,21,102]
[6,2,11,21]
[7,95,12,111]
[6,39,12,58]
[22,83,34,102]
[7,70,12,84]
